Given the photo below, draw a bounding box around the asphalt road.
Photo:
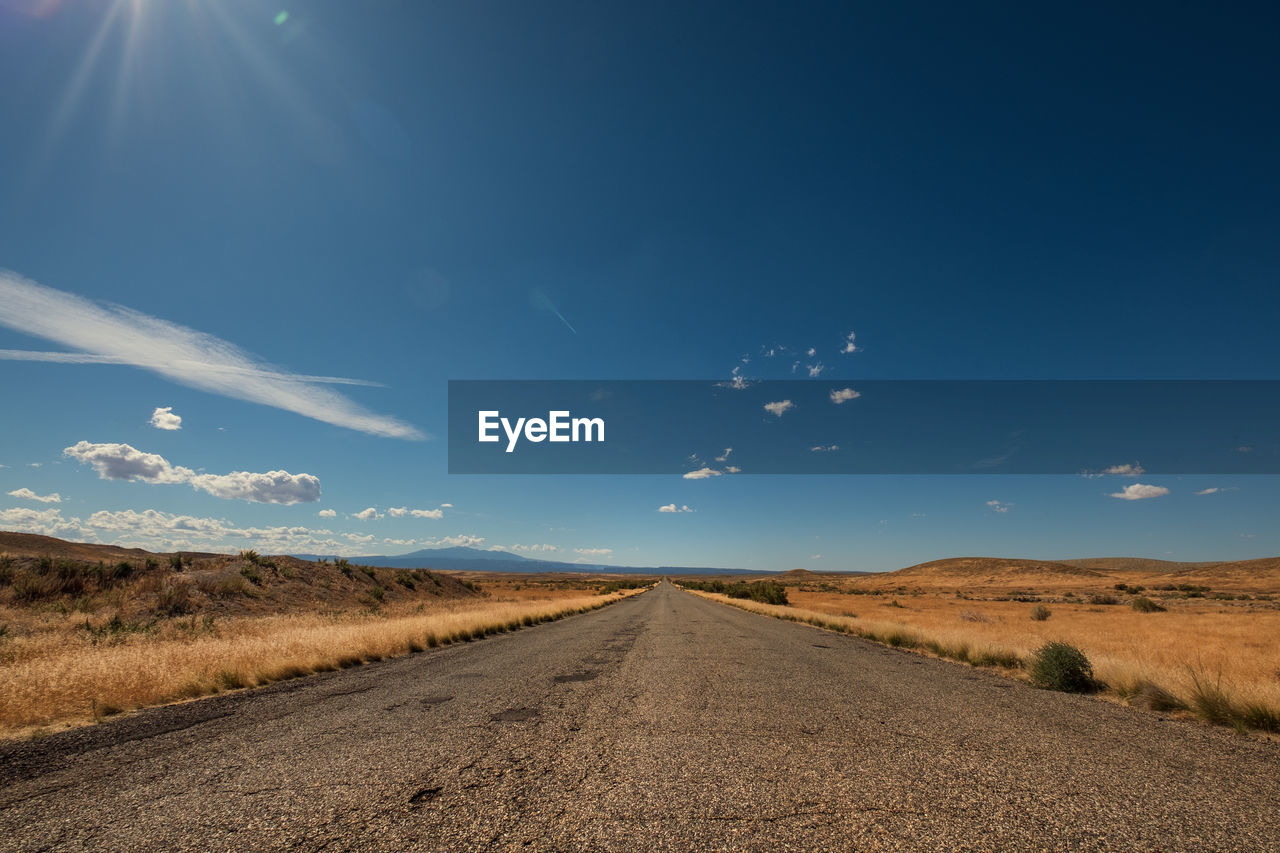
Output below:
[2,581,1278,851]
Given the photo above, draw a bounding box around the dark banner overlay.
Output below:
[447,380,1279,475]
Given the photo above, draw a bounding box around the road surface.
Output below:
[2,581,1277,851]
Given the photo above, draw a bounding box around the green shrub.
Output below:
[239,549,261,565]
[1131,596,1166,613]
[1027,641,1096,693]
[239,566,263,586]
[1030,605,1051,621]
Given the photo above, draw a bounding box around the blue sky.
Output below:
[0,0,1277,571]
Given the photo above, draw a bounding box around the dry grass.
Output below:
[683,585,1280,734]
[0,589,644,736]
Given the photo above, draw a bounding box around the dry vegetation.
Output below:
[677,556,1280,736]
[0,533,651,737]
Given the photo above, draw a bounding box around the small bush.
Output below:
[1030,605,1051,621]
[1088,593,1119,606]
[155,581,193,616]
[168,553,184,571]
[240,566,263,586]
[239,549,261,565]
[1241,702,1280,733]
[1027,641,1096,693]
[1131,596,1166,613]
[1188,669,1239,725]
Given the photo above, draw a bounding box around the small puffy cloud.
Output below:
[986,499,1012,513]
[1195,487,1237,495]
[840,331,860,354]
[353,507,381,520]
[1109,483,1170,501]
[717,366,751,390]
[508,543,557,553]
[343,532,376,544]
[7,487,61,503]
[574,547,612,558]
[806,347,816,357]
[149,406,182,430]
[383,538,417,546]
[658,503,694,513]
[807,363,824,378]
[810,554,822,560]
[683,467,722,480]
[63,441,319,504]
[439,502,453,508]
[714,448,733,463]
[810,445,839,452]
[1101,463,1144,476]
[318,509,337,518]
[725,465,742,473]
[188,470,320,504]
[764,400,794,417]
[410,508,443,519]
[423,534,486,548]
[829,387,860,404]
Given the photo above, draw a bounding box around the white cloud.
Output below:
[811,554,822,560]
[353,507,381,520]
[658,503,694,513]
[574,547,612,558]
[507,543,558,553]
[439,502,453,508]
[725,466,741,473]
[807,363,824,378]
[810,445,839,452]
[0,506,83,538]
[806,347,816,357]
[717,365,751,390]
[714,447,733,462]
[427,534,485,548]
[7,487,61,503]
[63,441,320,504]
[188,470,320,504]
[387,506,444,519]
[64,441,192,484]
[829,387,860,404]
[1195,487,1237,496]
[0,271,421,439]
[764,400,794,417]
[1109,483,1170,501]
[382,538,417,546]
[1084,462,1145,478]
[683,467,722,480]
[840,331,860,354]
[343,532,376,544]
[986,499,1012,513]
[149,406,182,431]
[318,509,337,517]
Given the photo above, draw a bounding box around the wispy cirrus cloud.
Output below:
[63,440,321,504]
[986,499,1012,513]
[7,487,61,503]
[0,271,421,439]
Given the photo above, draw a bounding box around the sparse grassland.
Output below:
[0,539,652,737]
[0,589,644,735]
[680,571,1280,735]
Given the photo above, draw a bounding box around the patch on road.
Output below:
[490,708,539,722]
[409,786,442,805]
[553,671,598,683]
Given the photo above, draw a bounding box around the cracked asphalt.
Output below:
[2,581,1278,851]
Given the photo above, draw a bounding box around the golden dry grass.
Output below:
[684,586,1280,733]
[0,589,643,736]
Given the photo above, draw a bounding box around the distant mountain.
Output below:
[288,546,765,575]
